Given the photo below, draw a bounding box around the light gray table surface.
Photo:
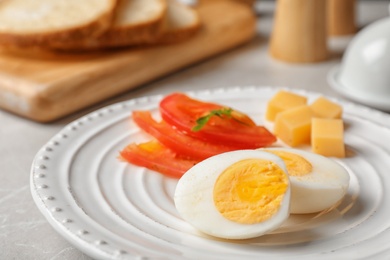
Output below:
[1,1,389,259]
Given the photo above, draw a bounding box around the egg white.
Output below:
[263,147,350,214]
[174,150,291,240]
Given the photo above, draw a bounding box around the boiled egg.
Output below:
[174,150,290,240]
[262,147,350,214]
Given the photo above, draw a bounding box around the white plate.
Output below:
[31,86,390,260]
[328,66,390,112]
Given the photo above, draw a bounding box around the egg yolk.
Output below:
[213,159,288,224]
[265,150,312,176]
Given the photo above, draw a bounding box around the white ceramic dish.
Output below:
[328,66,390,111]
[328,16,390,112]
[31,86,390,259]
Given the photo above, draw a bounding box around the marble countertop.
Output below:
[1,1,389,259]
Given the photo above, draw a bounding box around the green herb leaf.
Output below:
[191,108,233,132]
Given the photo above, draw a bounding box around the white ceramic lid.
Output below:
[328,16,390,111]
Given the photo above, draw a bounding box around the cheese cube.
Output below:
[310,96,342,119]
[311,118,345,157]
[266,90,307,121]
[274,105,313,146]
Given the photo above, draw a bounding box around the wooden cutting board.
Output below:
[0,0,256,122]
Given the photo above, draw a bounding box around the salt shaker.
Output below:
[269,0,328,63]
[328,0,356,36]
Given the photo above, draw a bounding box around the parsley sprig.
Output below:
[191,108,233,132]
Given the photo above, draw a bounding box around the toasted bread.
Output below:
[152,0,200,44]
[0,0,117,47]
[49,0,168,50]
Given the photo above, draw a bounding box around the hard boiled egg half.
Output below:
[174,148,351,240]
[174,150,291,240]
[262,148,350,214]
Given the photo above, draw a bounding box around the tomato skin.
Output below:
[132,110,245,160]
[159,93,277,148]
[120,141,199,179]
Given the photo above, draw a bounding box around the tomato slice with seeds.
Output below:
[159,93,276,148]
[120,140,199,179]
[132,110,244,160]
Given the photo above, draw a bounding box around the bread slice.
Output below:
[49,0,200,51]
[0,0,117,47]
[152,0,200,44]
[49,0,168,50]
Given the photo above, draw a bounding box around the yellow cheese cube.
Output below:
[310,96,342,119]
[266,90,307,121]
[311,118,345,157]
[274,105,313,146]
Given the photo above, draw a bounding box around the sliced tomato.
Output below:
[159,93,277,148]
[132,110,245,160]
[120,140,199,178]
